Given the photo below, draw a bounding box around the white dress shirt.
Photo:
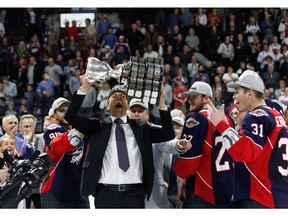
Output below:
[98,115,143,184]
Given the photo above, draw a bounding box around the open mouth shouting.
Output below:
[115,101,123,109]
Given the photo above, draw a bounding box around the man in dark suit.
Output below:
[65,75,175,208]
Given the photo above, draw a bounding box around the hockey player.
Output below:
[208,70,288,208]
[41,97,89,208]
[174,81,234,208]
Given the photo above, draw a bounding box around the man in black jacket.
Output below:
[65,75,175,208]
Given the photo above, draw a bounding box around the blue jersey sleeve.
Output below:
[242,107,276,148]
[180,112,209,158]
[43,123,68,149]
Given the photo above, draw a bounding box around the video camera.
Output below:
[0,150,54,208]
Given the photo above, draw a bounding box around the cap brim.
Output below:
[182,90,199,96]
[130,102,148,110]
[281,99,288,106]
[226,82,241,89]
[173,117,184,126]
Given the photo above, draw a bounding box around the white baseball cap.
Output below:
[129,98,148,110]
[281,99,288,107]
[182,81,213,98]
[48,97,70,117]
[227,70,265,93]
[170,109,185,126]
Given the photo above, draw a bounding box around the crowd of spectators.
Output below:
[1,7,288,129]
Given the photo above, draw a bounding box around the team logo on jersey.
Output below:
[185,117,199,128]
[46,123,62,130]
[70,146,84,165]
[250,109,268,117]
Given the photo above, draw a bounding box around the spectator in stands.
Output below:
[84,18,96,49]
[190,63,210,85]
[98,45,114,67]
[155,35,167,58]
[16,97,32,116]
[112,46,129,68]
[96,81,111,118]
[163,44,175,65]
[0,97,8,119]
[24,84,36,111]
[115,22,127,39]
[68,20,80,41]
[24,8,39,42]
[143,44,159,59]
[2,114,33,159]
[244,15,261,44]
[172,68,189,89]
[211,74,227,104]
[178,44,192,66]
[144,23,159,48]
[257,42,275,72]
[126,22,144,56]
[28,34,41,60]
[207,25,221,62]
[101,27,118,50]
[69,68,81,96]
[185,27,200,53]
[97,13,111,41]
[173,33,185,55]
[277,14,288,43]
[57,38,71,61]
[234,33,249,69]
[3,76,17,105]
[196,8,208,27]
[135,19,146,36]
[44,57,65,98]
[207,8,222,29]
[173,79,188,115]
[222,66,238,106]
[171,55,188,78]
[261,14,276,44]
[0,37,14,75]
[11,58,28,98]
[163,64,173,85]
[60,20,69,41]
[261,63,281,90]
[167,8,180,34]
[162,75,173,109]
[0,9,6,37]
[274,79,286,99]
[187,55,199,80]
[217,35,234,68]
[179,8,193,37]
[67,35,80,59]
[16,41,28,60]
[27,56,43,89]
[113,35,131,60]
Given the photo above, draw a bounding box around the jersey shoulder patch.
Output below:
[46,123,62,130]
[185,117,199,128]
[249,109,269,117]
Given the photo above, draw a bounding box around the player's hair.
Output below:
[243,87,264,99]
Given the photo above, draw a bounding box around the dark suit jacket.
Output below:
[65,93,175,200]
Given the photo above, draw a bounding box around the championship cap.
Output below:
[108,85,128,100]
[48,97,69,117]
[170,109,185,126]
[227,70,265,93]
[182,81,213,98]
[280,99,288,107]
[129,98,148,110]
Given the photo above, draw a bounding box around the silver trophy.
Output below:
[85,57,123,84]
[84,56,164,105]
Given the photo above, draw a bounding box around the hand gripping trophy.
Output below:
[84,56,164,105]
